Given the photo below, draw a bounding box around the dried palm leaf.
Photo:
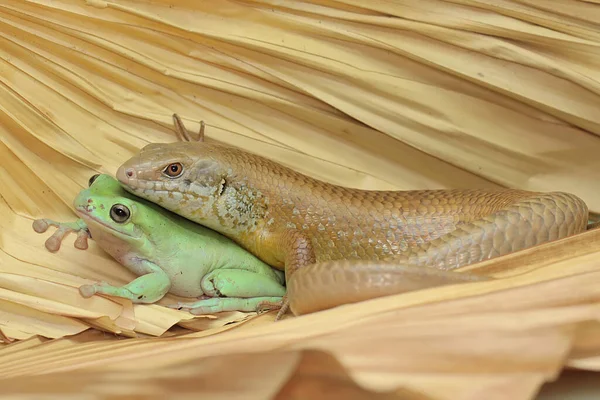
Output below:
[1,0,600,398]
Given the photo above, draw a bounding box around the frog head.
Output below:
[72,174,152,256]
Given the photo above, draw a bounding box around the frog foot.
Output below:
[165,295,210,310]
[33,218,90,252]
[166,302,191,311]
[166,296,284,315]
[78,283,100,298]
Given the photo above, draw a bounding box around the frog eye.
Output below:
[88,174,100,187]
[110,204,131,223]
[163,162,184,178]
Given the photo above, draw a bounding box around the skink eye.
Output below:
[88,174,101,187]
[110,204,131,223]
[163,162,184,178]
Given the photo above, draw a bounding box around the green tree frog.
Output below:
[33,174,286,315]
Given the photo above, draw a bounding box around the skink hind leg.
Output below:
[172,113,205,142]
[284,192,588,316]
[404,192,589,270]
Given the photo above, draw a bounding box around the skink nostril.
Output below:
[125,168,134,178]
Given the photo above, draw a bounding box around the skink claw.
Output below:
[257,295,290,320]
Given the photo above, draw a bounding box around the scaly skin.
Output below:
[115,114,590,317]
[33,174,285,314]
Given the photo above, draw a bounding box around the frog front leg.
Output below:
[79,260,171,304]
[32,218,90,252]
[168,269,286,315]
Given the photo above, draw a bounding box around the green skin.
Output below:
[32,174,286,315]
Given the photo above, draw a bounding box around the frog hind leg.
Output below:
[170,296,284,315]
[167,269,286,314]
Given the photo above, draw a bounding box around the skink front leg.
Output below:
[256,229,317,320]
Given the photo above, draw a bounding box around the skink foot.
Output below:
[275,298,290,321]
[257,295,291,321]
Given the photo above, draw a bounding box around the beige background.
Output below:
[1,1,599,398]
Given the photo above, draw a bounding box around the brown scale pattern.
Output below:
[118,140,590,316]
[214,144,588,267]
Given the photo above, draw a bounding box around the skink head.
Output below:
[116,141,228,224]
[117,114,270,234]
